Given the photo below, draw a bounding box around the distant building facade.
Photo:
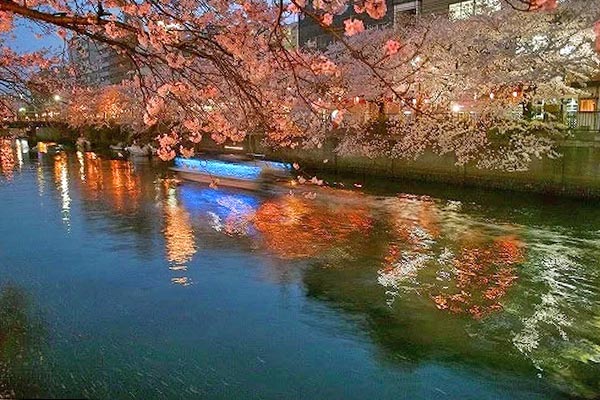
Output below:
[68,36,134,86]
[283,22,299,49]
[298,0,479,49]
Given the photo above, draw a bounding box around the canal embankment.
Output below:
[6,125,600,198]
[265,134,600,199]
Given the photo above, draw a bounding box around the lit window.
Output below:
[579,99,597,112]
[449,0,501,21]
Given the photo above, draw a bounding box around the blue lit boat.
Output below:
[171,156,292,191]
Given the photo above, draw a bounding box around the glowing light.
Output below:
[253,195,372,259]
[179,185,259,219]
[18,139,28,153]
[224,145,244,151]
[411,56,422,67]
[36,160,45,196]
[53,154,71,228]
[489,92,495,100]
[18,107,26,113]
[108,160,141,211]
[77,151,86,181]
[174,158,289,181]
[54,94,62,102]
[512,91,519,98]
[15,140,23,168]
[163,187,197,270]
[451,103,462,113]
[0,139,16,179]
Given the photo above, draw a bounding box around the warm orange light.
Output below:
[253,195,372,259]
[164,198,196,269]
[0,139,15,179]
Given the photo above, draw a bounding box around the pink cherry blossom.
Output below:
[180,146,195,158]
[157,147,176,161]
[595,20,600,53]
[354,4,365,13]
[533,0,557,11]
[287,3,301,13]
[384,39,401,56]
[344,18,365,36]
[365,0,387,19]
[0,11,12,32]
[322,13,333,26]
[311,56,338,75]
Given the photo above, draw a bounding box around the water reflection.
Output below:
[2,153,599,398]
[74,152,142,213]
[0,138,15,180]
[376,195,524,319]
[161,180,197,285]
[108,160,140,212]
[430,236,522,319]
[0,285,45,399]
[509,244,600,398]
[253,194,372,259]
[178,185,259,237]
[53,153,71,228]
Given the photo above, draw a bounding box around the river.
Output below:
[0,142,599,399]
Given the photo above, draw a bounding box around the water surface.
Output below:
[0,143,599,399]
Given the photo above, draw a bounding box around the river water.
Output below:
[0,141,599,399]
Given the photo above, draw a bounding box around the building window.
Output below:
[449,0,501,21]
[579,99,597,113]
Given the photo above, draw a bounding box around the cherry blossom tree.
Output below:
[324,0,600,169]
[0,0,599,169]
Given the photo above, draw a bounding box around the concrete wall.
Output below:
[265,138,600,198]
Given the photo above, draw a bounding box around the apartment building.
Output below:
[297,0,479,49]
[68,36,134,87]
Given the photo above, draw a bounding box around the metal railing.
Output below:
[567,112,600,132]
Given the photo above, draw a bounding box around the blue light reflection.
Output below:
[178,185,260,220]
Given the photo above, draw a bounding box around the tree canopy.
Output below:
[0,0,599,168]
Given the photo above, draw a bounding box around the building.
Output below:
[68,36,134,87]
[283,21,299,50]
[298,0,475,49]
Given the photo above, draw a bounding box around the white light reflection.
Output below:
[54,154,71,230]
[76,151,86,181]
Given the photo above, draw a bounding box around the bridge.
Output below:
[1,117,69,138]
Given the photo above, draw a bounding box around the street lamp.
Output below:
[53,94,62,102]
